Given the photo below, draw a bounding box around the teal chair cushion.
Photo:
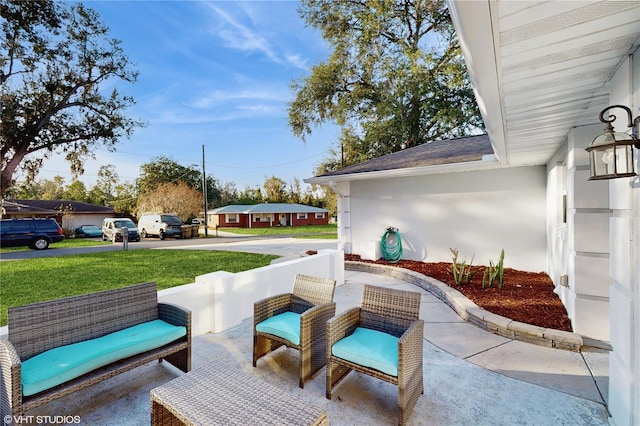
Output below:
[21,319,186,396]
[255,311,301,345]
[331,327,399,376]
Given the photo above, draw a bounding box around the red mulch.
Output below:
[345,254,572,332]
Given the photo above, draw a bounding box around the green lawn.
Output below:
[0,238,112,253]
[0,249,278,326]
[220,224,337,238]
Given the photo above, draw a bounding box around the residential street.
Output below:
[0,233,339,261]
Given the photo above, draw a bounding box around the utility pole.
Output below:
[202,144,209,237]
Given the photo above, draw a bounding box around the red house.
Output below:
[208,203,329,228]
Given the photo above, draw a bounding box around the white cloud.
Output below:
[207,4,279,63]
[285,54,308,70]
[189,88,288,108]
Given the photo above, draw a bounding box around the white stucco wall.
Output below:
[158,249,344,335]
[606,51,639,426]
[347,166,547,272]
[547,124,611,341]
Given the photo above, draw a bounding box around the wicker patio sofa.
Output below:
[254,274,336,388]
[326,284,423,425]
[0,282,191,422]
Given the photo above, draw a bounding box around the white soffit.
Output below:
[447,0,640,167]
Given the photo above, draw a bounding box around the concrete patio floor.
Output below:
[26,270,610,425]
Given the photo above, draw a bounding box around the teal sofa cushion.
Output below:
[255,311,301,345]
[331,327,399,376]
[21,319,186,397]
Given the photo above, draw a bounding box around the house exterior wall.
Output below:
[346,166,547,272]
[289,212,328,227]
[214,212,329,228]
[215,213,249,228]
[606,51,639,426]
[547,124,610,341]
[61,214,109,231]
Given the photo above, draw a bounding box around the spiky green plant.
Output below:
[450,248,476,286]
[482,249,505,289]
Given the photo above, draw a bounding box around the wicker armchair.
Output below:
[326,284,424,425]
[253,274,337,388]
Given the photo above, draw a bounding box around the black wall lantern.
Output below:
[586,105,640,180]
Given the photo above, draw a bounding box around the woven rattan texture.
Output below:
[8,282,160,360]
[253,274,336,388]
[0,283,191,422]
[327,284,424,425]
[151,362,328,426]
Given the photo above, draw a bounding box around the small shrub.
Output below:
[482,249,505,289]
[62,228,76,239]
[450,248,476,285]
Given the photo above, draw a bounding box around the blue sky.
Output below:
[36,1,338,190]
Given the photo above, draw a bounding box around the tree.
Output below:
[40,175,65,200]
[136,181,202,223]
[289,0,484,171]
[288,178,302,204]
[63,180,87,201]
[263,175,287,203]
[218,181,239,207]
[110,181,137,217]
[137,157,219,207]
[94,164,119,204]
[0,0,143,196]
[238,186,263,205]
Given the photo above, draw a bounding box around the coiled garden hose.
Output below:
[381,226,403,263]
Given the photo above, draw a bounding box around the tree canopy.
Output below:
[136,156,219,206]
[289,0,484,172]
[0,0,143,196]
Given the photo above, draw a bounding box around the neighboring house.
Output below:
[1,200,60,221]
[307,2,640,425]
[1,200,114,230]
[208,203,329,228]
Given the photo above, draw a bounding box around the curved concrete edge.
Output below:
[345,261,606,352]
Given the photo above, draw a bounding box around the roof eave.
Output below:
[305,156,504,185]
[446,0,508,165]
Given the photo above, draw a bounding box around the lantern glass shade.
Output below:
[586,130,637,180]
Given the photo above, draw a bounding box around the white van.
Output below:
[137,214,183,240]
[102,218,140,243]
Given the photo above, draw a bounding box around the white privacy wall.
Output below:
[348,166,547,272]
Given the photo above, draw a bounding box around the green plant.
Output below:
[450,248,476,285]
[483,249,505,289]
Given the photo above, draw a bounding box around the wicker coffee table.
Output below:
[150,362,328,425]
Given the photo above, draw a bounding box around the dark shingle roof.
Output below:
[318,134,493,177]
[17,200,114,214]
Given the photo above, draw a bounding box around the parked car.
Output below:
[0,218,64,250]
[74,224,103,238]
[101,218,140,243]
[138,214,183,240]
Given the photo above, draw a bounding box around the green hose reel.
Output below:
[381,226,403,263]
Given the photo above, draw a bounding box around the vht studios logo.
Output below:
[4,415,81,425]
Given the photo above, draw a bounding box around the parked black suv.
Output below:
[0,218,65,250]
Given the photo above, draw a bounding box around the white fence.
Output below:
[158,249,344,336]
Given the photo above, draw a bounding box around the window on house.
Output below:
[226,214,239,223]
[296,213,307,219]
[254,213,271,222]
[315,212,325,219]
